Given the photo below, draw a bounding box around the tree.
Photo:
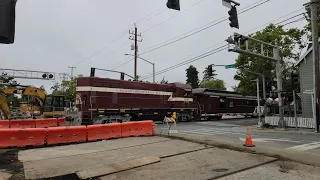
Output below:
[200,79,226,90]
[186,65,199,88]
[202,66,217,82]
[159,77,168,84]
[234,24,306,96]
[304,6,320,40]
[50,78,76,102]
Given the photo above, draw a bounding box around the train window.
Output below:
[229,102,234,107]
[220,98,226,109]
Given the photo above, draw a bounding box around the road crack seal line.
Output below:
[206,158,278,180]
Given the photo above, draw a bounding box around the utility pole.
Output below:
[59,72,69,91]
[310,0,320,132]
[68,66,76,78]
[129,23,142,80]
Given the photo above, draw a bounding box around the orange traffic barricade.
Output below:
[57,117,66,126]
[87,123,121,142]
[0,128,46,148]
[35,118,58,128]
[121,120,154,138]
[46,126,87,145]
[10,119,36,128]
[0,120,10,129]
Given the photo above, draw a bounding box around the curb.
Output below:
[156,133,320,167]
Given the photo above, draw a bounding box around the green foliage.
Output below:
[234,24,306,96]
[200,79,226,90]
[304,6,320,40]
[159,77,168,84]
[186,65,199,88]
[51,78,76,102]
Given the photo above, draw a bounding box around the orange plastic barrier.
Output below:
[121,120,154,138]
[57,117,66,126]
[46,126,87,145]
[87,123,121,142]
[10,119,36,128]
[0,128,46,148]
[35,118,58,128]
[0,120,10,129]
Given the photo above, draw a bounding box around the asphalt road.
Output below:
[155,116,320,154]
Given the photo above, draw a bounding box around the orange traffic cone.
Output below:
[243,127,255,147]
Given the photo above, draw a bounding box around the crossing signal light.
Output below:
[228,6,239,29]
[207,65,213,76]
[90,68,95,77]
[167,0,180,11]
[42,73,54,79]
[291,72,299,88]
[120,72,125,80]
[0,0,17,44]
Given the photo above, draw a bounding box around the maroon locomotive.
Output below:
[76,77,197,125]
[75,77,258,124]
[193,88,258,120]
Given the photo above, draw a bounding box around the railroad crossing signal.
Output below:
[167,0,180,11]
[90,68,95,77]
[228,6,239,29]
[207,65,213,76]
[42,73,54,79]
[0,0,17,44]
[120,72,125,80]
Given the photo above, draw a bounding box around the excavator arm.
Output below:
[0,91,11,119]
[2,86,47,106]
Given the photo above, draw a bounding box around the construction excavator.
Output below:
[0,84,66,119]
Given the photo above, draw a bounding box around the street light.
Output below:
[124,54,155,83]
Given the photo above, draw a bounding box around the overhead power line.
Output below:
[139,0,270,56]
[142,0,208,33]
[139,7,307,81]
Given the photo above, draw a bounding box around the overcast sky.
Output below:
[1,0,309,92]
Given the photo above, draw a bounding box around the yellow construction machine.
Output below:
[0,85,66,119]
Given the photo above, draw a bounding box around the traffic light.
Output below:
[90,68,95,77]
[120,72,125,80]
[0,0,17,44]
[207,65,213,76]
[265,82,271,93]
[228,6,239,29]
[291,72,299,88]
[167,0,180,11]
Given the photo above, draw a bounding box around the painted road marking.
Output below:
[239,137,301,143]
[179,127,245,136]
[286,142,320,151]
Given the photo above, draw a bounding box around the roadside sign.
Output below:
[225,64,235,69]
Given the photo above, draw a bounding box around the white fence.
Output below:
[265,116,315,129]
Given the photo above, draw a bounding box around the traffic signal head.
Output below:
[291,72,299,88]
[0,0,17,44]
[167,0,180,11]
[265,82,271,92]
[120,72,125,80]
[90,68,95,77]
[207,65,213,76]
[228,6,239,29]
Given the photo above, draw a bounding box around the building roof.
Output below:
[296,38,320,66]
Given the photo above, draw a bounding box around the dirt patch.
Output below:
[277,161,297,173]
[0,149,24,180]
